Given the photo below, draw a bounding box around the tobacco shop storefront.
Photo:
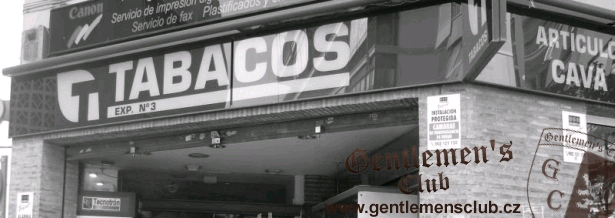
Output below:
[4,0,615,217]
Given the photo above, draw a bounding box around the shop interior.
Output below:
[71,108,420,218]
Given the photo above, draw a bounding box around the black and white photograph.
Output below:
[0,0,614,217]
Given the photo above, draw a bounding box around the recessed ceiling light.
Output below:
[209,144,226,148]
[188,153,210,158]
[89,173,98,178]
[96,182,104,186]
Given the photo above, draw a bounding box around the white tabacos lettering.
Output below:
[57,22,352,123]
[234,22,350,83]
[108,44,230,103]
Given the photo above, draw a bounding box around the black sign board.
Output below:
[49,0,316,54]
[476,12,615,104]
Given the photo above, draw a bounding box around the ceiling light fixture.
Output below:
[89,173,98,178]
[96,182,104,186]
[188,153,210,158]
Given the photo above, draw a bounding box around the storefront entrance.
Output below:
[71,108,419,217]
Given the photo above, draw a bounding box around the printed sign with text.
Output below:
[427,94,461,150]
[16,192,33,218]
[562,111,587,163]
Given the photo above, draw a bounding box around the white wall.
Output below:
[23,10,50,30]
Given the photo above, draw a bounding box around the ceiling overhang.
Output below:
[45,86,425,147]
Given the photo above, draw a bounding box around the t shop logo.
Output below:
[527,128,615,218]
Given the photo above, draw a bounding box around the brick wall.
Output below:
[63,161,80,217]
[8,137,75,218]
[9,82,614,217]
[40,142,65,217]
[417,83,604,218]
[9,137,43,218]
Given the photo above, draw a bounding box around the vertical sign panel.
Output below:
[462,0,506,80]
[562,111,587,163]
[15,192,33,218]
[427,94,461,150]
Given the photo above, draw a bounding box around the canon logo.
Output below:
[69,3,103,20]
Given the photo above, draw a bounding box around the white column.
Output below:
[292,175,304,205]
